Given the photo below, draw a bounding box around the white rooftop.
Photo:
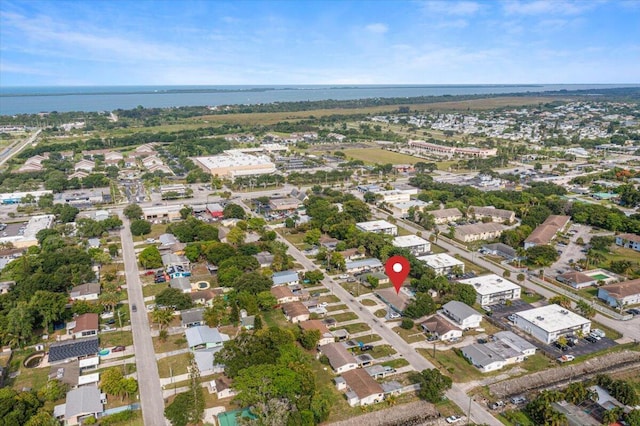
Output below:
[391,200,430,209]
[23,214,55,241]
[418,253,464,269]
[458,274,520,296]
[193,152,275,169]
[392,235,430,248]
[356,220,397,232]
[515,304,590,332]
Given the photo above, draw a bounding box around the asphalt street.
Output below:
[119,216,168,426]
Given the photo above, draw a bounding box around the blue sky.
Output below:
[1,0,638,86]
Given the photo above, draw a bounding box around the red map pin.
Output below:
[385,255,410,294]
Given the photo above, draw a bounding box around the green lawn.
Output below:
[368,344,397,358]
[100,331,134,348]
[499,410,536,426]
[157,353,192,378]
[153,335,188,353]
[263,309,296,331]
[318,294,340,303]
[521,354,556,373]
[338,322,371,334]
[381,358,410,369]
[374,309,387,318]
[132,223,167,242]
[327,304,348,312]
[417,348,494,383]
[521,292,543,304]
[393,326,426,343]
[359,298,377,306]
[7,352,50,392]
[357,334,382,344]
[454,254,489,276]
[342,148,421,165]
[142,282,169,298]
[331,312,358,322]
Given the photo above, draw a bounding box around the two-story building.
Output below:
[459,274,521,306]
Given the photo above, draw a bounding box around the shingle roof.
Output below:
[49,337,99,363]
[600,279,640,298]
[69,282,100,298]
[65,385,102,419]
[430,208,463,219]
[272,270,299,285]
[557,271,595,285]
[525,215,570,245]
[185,326,229,348]
[617,233,640,243]
[319,342,357,370]
[421,315,461,335]
[170,277,191,291]
[271,285,295,300]
[282,301,309,318]
[341,369,383,399]
[73,313,99,333]
[180,308,204,326]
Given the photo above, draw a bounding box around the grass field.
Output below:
[342,148,421,165]
[157,353,192,377]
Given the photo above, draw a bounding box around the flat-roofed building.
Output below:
[461,330,536,373]
[469,206,516,223]
[408,140,497,158]
[458,274,521,306]
[513,304,591,344]
[392,235,431,256]
[0,190,53,205]
[53,188,111,207]
[430,208,463,224]
[192,152,277,179]
[524,215,571,249]
[390,199,431,218]
[418,253,464,276]
[142,205,182,222]
[375,190,411,203]
[454,222,506,242]
[160,184,189,199]
[268,197,301,211]
[598,279,640,307]
[355,220,397,236]
[0,214,55,248]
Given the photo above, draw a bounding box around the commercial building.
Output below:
[461,331,537,373]
[408,140,497,158]
[458,274,521,306]
[454,222,506,243]
[375,190,412,203]
[615,233,640,251]
[268,197,302,212]
[355,220,398,236]
[392,235,431,256]
[142,205,182,222]
[440,301,482,329]
[524,215,571,249]
[430,207,463,224]
[160,184,189,199]
[0,214,55,248]
[469,206,516,223]
[418,253,465,276]
[54,188,111,207]
[192,152,277,179]
[0,190,52,204]
[598,279,640,307]
[513,304,591,344]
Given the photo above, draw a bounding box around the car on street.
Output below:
[132,304,137,313]
[445,415,462,424]
[112,346,126,352]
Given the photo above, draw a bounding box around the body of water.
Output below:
[0,84,636,115]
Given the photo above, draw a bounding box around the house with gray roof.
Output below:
[181,308,205,328]
[440,301,482,329]
[185,326,230,350]
[271,270,299,286]
[345,258,383,274]
[170,277,192,294]
[461,330,536,373]
[54,385,103,426]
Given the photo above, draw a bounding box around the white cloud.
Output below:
[503,0,598,16]
[422,1,481,16]
[365,23,388,34]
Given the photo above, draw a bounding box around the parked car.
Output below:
[360,345,373,351]
[338,274,349,279]
[105,318,116,325]
[627,308,640,315]
[592,328,606,338]
[477,338,488,344]
[557,355,575,363]
[510,396,527,405]
[507,314,517,322]
[490,401,504,410]
[446,415,462,424]
[585,335,598,343]
[588,332,602,341]
[553,341,569,351]
[389,312,401,319]
[112,346,126,352]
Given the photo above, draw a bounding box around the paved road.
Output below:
[268,220,502,425]
[119,216,168,426]
[0,128,41,168]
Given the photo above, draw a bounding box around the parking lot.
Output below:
[486,301,617,358]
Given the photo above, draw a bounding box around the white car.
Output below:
[446,415,462,424]
[338,274,349,279]
[318,302,328,308]
[389,312,401,319]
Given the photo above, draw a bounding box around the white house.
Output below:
[355,220,398,236]
[615,233,640,251]
[461,331,536,373]
[418,253,465,276]
[458,274,521,306]
[392,235,431,256]
[69,283,100,301]
[440,301,482,329]
[319,342,358,374]
[598,279,640,307]
[345,258,383,274]
[420,315,463,341]
[271,270,299,286]
[513,304,591,344]
[336,369,384,407]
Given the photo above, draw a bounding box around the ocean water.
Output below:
[0,84,635,115]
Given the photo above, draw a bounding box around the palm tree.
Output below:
[151,308,174,330]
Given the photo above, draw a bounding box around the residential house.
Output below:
[193,347,225,375]
[69,283,100,301]
[345,258,383,274]
[190,290,219,306]
[454,222,506,243]
[142,155,164,168]
[469,206,516,223]
[615,233,640,251]
[74,159,95,173]
[359,272,390,287]
[319,235,339,250]
[392,235,431,256]
[282,302,310,323]
[170,277,192,294]
[339,248,366,261]
[67,170,89,180]
[0,280,14,294]
[54,386,103,426]
[557,271,598,289]
[319,342,358,373]
[185,326,230,351]
[241,314,255,330]
[133,143,157,157]
[482,243,517,261]
[104,151,124,166]
[67,313,99,339]
[210,376,236,399]
[430,208,463,224]
[299,320,334,346]
[524,215,571,249]
[336,369,384,407]
[181,308,205,328]
[271,285,299,304]
[440,301,482,329]
[253,251,274,268]
[420,315,463,341]
[598,279,640,307]
[48,337,100,364]
[271,270,299,286]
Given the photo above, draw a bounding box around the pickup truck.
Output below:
[557,354,575,363]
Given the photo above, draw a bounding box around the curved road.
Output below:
[119,216,168,426]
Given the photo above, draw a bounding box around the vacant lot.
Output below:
[343,148,420,165]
